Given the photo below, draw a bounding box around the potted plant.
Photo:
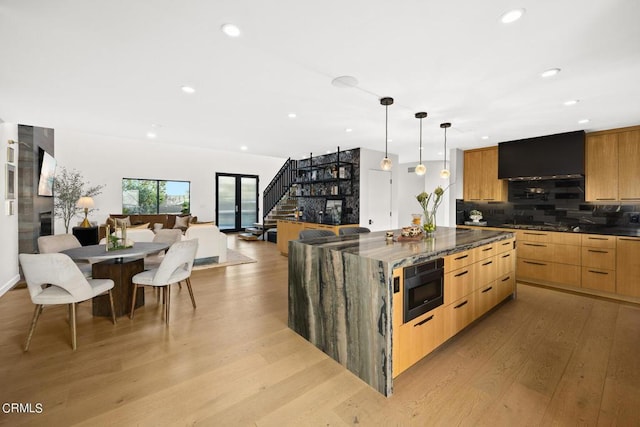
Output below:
[54,167,105,233]
[470,209,483,222]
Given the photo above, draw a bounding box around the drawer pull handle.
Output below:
[482,247,493,252]
[501,254,511,259]
[501,241,510,246]
[524,260,547,266]
[595,198,615,200]
[482,261,493,266]
[588,270,609,275]
[587,237,608,241]
[501,276,511,282]
[454,254,469,261]
[523,232,547,236]
[414,315,434,327]
[621,198,640,200]
[523,243,546,247]
[454,270,469,277]
[619,238,640,242]
[482,286,493,293]
[454,300,468,309]
[588,249,608,254]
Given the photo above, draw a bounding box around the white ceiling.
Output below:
[1,0,639,163]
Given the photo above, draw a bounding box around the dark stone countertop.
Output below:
[460,222,640,238]
[292,226,514,269]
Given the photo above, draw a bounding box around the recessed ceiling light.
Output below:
[221,24,241,38]
[288,113,297,119]
[578,119,590,124]
[146,132,157,139]
[387,139,392,143]
[481,136,490,140]
[541,68,561,78]
[500,8,525,24]
[564,99,579,106]
[345,128,353,133]
[331,76,359,88]
[438,151,443,156]
[326,150,332,154]
[240,145,248,151]
[181,86,195,94]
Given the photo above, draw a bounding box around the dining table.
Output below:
[61,242,169,317]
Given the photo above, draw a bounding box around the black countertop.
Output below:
[459,222,640,238]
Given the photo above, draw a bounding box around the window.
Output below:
[122,178,190,214]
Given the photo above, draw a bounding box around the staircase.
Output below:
[244,158,298,242]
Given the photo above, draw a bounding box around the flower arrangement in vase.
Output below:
[416,186,447,234]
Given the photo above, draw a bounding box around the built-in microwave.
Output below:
[403,258,444,323]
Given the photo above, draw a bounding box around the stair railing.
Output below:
[263,158,297,225]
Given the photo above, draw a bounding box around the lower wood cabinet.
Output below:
[581,267,616,293]
[444,294,476,340]
[393,237,516,378]
[474,282,498,319]
[496,273,516,302]
[616,236,640,298]
[394,306,445,375]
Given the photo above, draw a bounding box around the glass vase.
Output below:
[423,210,436,235]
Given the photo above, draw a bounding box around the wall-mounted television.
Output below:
[38,148,56,197]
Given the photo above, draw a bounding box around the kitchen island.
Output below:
[288,226,515,396]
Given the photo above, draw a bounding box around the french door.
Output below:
[216,173,259,232]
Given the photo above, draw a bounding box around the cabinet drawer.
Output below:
[474,256,497,288]
[582,234,616,249]
[518,242,580,265]
[496,238,515,254]
[497,273,515,302]
[517,230,580,245]
[444,266,474,305]
[496,250,515,277]
[474,243,496,261]
[393,306,445,377]
[517,259,581,287]
[444,294,475,340]
[581,247,616,270]
[474,282,498,319]
[581,267,616,293]
[444,249,475,272]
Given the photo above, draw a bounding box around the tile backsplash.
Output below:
[457,178,640,231]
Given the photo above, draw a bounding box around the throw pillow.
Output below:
[115,216,131,227]
[173,215,191,231]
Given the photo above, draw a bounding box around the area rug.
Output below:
[192,248,257,270]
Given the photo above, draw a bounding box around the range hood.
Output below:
[498,130,585,181]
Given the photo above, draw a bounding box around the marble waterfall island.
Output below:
[288,226,515,396]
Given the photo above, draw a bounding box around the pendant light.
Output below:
[414,112,427,176]
[380,97,394,171]
[440,122,451,179]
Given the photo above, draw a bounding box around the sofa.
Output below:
[99,214,195,239]
[183,223,228,264]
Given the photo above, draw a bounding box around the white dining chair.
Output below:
[129,239,198,324]
[19,253,117,351]
[37,234,93,277]
[144,229,184,270]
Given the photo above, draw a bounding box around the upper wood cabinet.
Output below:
[585,126,640,202]
[463,146,507,202]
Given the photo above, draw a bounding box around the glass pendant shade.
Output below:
[380,97,394,171]
[415,163,426,176]
[380,157,392,171]
[440,168,451,179]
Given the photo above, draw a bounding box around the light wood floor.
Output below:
[1,236,639,426]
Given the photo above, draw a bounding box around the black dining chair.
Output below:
[299,229,335,240]
[338,227,371,236]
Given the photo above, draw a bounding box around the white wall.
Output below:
[0,122,20,296]
[397,160,451,228]
[359,148,400,230]
[54,129,287,232]
[448,148,464,226]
